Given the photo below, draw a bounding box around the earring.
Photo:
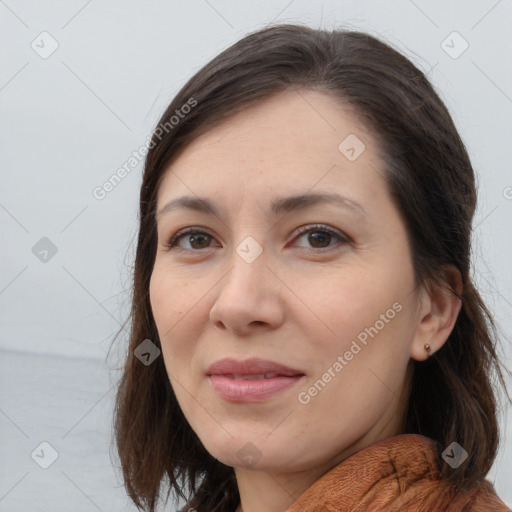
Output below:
[424,343,433,356]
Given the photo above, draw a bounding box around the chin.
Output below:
[199,434,300,472]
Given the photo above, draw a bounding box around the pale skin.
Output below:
[149,89,462,512]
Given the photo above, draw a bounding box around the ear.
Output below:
[410,265,463,361]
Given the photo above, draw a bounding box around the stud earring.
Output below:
[424,343,433,356]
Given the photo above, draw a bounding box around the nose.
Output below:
[209,248,285,335]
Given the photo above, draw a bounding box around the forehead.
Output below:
[171,89,372,160]
[156,89,387,212]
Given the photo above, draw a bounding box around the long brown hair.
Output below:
[110,23,511,512]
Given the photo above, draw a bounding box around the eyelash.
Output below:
[164,224,349,253]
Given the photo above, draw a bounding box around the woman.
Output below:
[112,23,511,511]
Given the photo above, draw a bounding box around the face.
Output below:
[149,89,426,475]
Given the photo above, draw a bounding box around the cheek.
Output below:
[294,266,394,343]
[149,269,196,369]
[295,264,414,388]
[149,270,200,410]
[149,267,194,329]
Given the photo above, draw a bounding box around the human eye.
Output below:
[162,224,349,253]
[163,227,218,251]
[292,224,349,252]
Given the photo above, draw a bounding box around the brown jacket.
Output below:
[286,434,510,512]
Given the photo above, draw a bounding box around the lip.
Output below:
[206,357,305,403]
[206,357,304,377]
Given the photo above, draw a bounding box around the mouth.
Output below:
[206,357,305,402]
[224,373,286,380]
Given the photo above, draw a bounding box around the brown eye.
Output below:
[186,233,212,249]
[307,231,332,248]
[165,228,216,250]
[164,224,348,252]
[294,224,348,251]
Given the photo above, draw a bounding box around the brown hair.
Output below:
[110,23,511,512]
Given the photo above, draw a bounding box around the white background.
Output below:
[1,1,511,510]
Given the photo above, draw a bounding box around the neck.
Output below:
[234,466,322,512]
[233,411,409,512]
[233,435,374,512]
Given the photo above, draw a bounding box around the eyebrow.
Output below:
[156,192,366,221]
